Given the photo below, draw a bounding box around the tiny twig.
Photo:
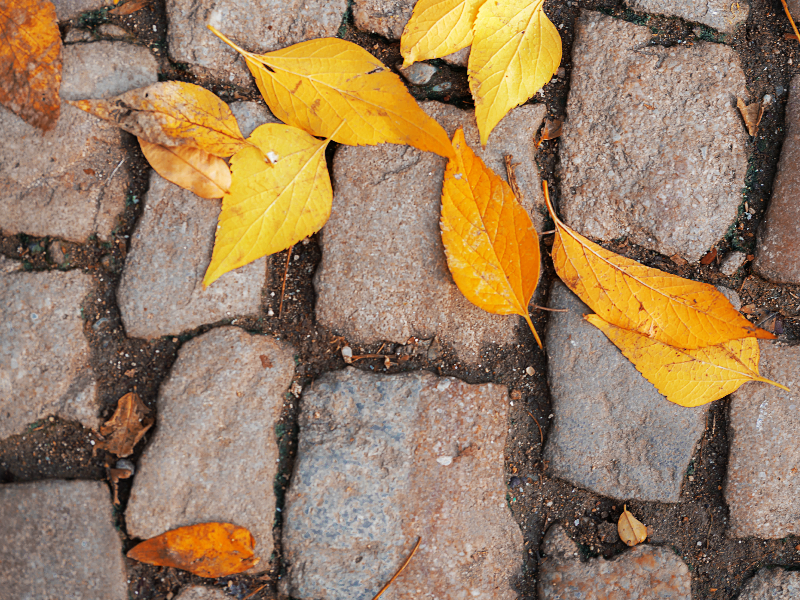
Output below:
[351,353,396,361]
[540,229,555,235]
[242,583,268,600]
[532,304,568,313]
[371,537,422,600]
[526,410,544,445]
[782,0,800,42]
[278,245,293,318]
[504,155,524,202]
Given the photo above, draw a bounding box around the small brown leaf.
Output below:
[109,466,133,505]
[99,392,153,457]
[700,247,718,265]
[535,117,563,147]
[109,0,150,15]
[737,98,764,137]
[618,505,647,546]
[670,254,688,266]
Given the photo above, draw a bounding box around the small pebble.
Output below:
[436,456,453,466]
[525,366,535,376]
[341,346,353,364]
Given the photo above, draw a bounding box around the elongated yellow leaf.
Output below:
[441,128,542,348]
[139,138,231,199]
[469,0,561,146]
[69,81,246,157]
[542,182,774,349]
[401,0,486,67]
[204,124,332,288]
[208,27,454,159]
[586,314,790,407]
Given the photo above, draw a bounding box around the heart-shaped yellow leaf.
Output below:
[204,123,332,288]
[401,0,486,67]
[208,27,454,158]
[618,506,647,547]
[469,0,561,146]
[139,138,231,199]
[440,128,542,347]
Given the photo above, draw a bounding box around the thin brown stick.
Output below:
[532,304,568,313]
[526,410,544,445]
[504,155,524,202]
[782,0,800,42]
[242,583,268,600]
[371,537,422,600]
[278,245,294,318]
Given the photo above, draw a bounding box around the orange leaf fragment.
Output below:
[109,0,150,15]
[736,98,764,137]
[535,117,563,147]
[98,392,154,457]
[441,128,542,348]
[618,505,647,546]
[127,522,260,578]
[0,0,62,131]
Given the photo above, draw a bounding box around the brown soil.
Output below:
[2,0,800,599]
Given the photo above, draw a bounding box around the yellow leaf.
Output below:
[68,81,246,157]
[204,123,332,288]
[542,181,775,350]
[400,0,486,67]
[440,128,542,348]
[586,314,790,407]
[139,138,231,199]
[469,0,561,146]
[208,26,454,158]
[0,0,61,131]
[127,522,260,578]
[618,505,647,546]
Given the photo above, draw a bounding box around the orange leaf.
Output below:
[543,181,774,349]
[441,128,542,348]
[0,0,62,131]
[138,138,231,199]
[127,523,260,578]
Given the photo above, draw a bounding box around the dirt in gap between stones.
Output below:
[2,0,800,598]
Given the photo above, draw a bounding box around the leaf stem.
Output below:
[371,537,421,600]
[207,25,256,60]
[755,376,791,393]
[523,313,543,350]
[781,0,800,43]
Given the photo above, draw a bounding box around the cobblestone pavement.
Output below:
[1,0,800,599]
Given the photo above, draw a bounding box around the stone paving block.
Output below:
[538,525,691,599]
[166,0,348,85]
[60,42,158,100]
[126,327,294,565]
[754,75,800,284]
[558,10,748,263]
[0,269,98,440]
[229,101,279,137]
[726,342,800,538]
[353,0,414,39]
[53,0,109,21]
[314,101,546,364]
[175,587,230,600]
[0,480,128,600]
[543,281,708,502]
[739,567,800,600]
[626,0,748,33]
[281,367,522,600]
[118,173,267,339]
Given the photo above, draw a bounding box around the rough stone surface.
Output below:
[0,270,98,440]
[229,101,279,137]
[60,42,157,100]
[126,327,294,565]
[626,0,748,33]
[399,61,437,86]
[282,368,522,600]
[166,0,348,85]
[52,0,109,21]
[353,0,414,39]
[118,173,267,339]
[726,342,800,538]
[538,525,691,600]
[314,101,546,363]
[443,46,470,67]
[721,251,748,276]
[754,75,800,284]
[559,11,748,263]
[738,568,800,600]
[0,480,128,600]
[543,281,708,502]
[175,587,230,600]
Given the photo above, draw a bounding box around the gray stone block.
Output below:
[229,101,279,138]
[738,568,800,600]
[60,42,158,100]
[626,0,749,33]
[353,0,414,39]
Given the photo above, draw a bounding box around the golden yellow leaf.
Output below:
[68,81,246,157]
[618,506,647,546]
[208,26,454,158]
[586,314,790,407]
[0,0,61,131]
[138,137,231,199]
[441,128,542,348]
[400,0,486,67]
[127,522,260,578]
[204,123,332,288]
[542,181,775,350]
[469,0,561,146]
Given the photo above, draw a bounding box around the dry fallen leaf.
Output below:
[138,137,231,199]
[109,0,150,15]
[109,464,133,505]
[400,0,485,66]
[98,392,154,457]
[69,81,247,157]
[441,128,542,348]
[700,247,718,265]
[586,314,789,407]
[535,117,563,147]
[618,506,647,546]
[127,522,260,578]
[0,0,62,131]
[469,0,561,145]
[208,27,454,158]
[543,181,775,349]
[737,97,764,137]
[204,123,332,288]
